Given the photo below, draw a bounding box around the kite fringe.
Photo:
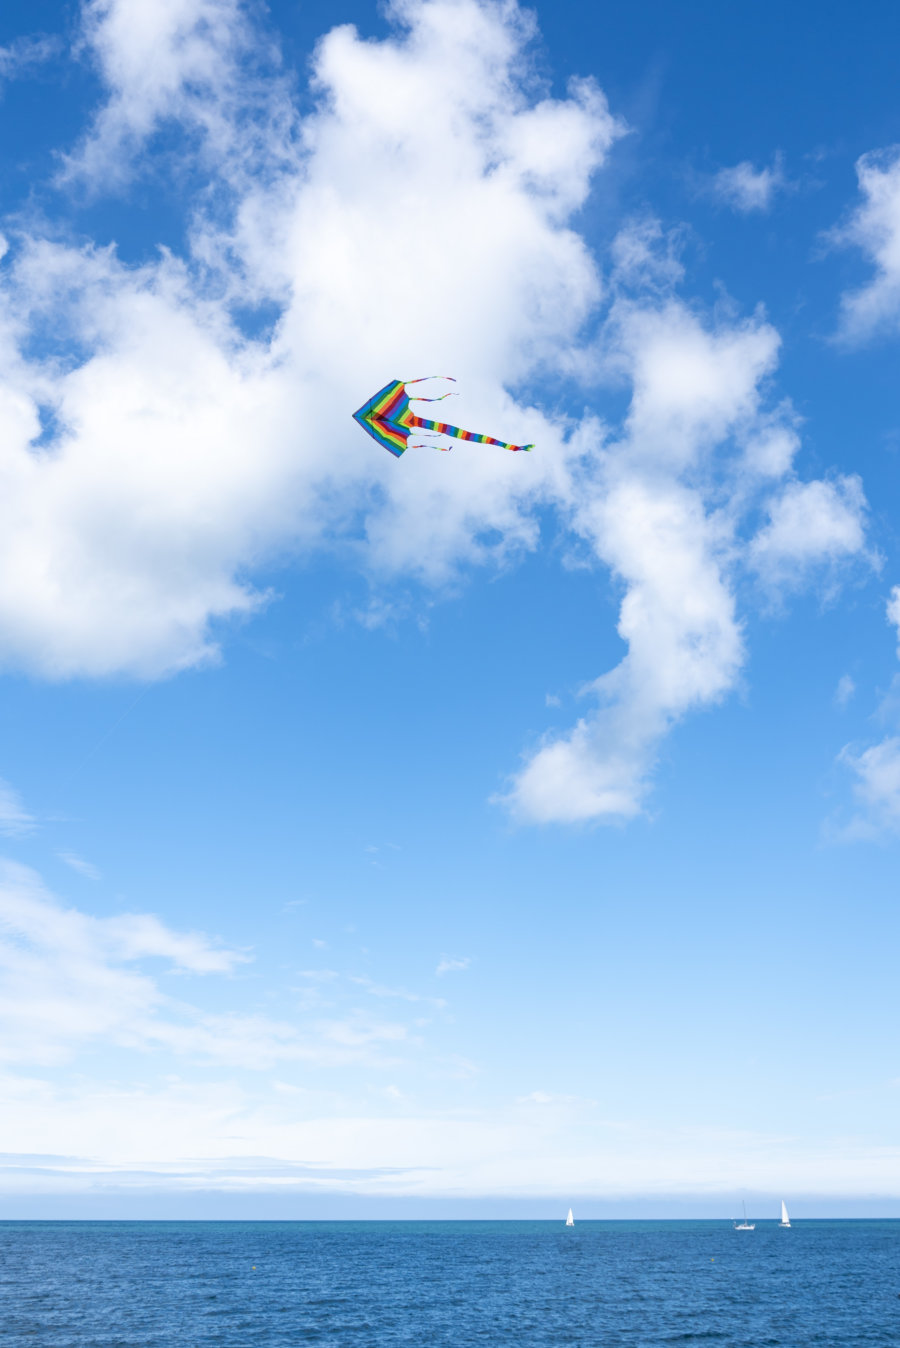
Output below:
[404,375,458,403]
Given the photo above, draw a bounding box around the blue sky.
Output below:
[1,0,899,1218]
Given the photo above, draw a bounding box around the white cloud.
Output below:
[833,146,900,340]
[0,779,34,836]
[834,674,856,708]
[0,860,257,1063]
[0,860,895,1197]
[101,910,244,972]
[505,281,871,823]
[508,301,783,822]
[0,0,619,679]
[840,736,900,833]
[509,477,743,820]
[0,1074,898,1199]
[0,0,872,824]
[751,476,870,587]
[65,0,287,189]
[888,584,900,653]
[837,587,900,833]
[711,157,785,213]
[350,974,445,1007]
[742,409,800,478]
[436,955,471,976]
[609,217,685,290]
[0,34,59,83]
[0,860,430,1071]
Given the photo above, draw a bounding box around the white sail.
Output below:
[780,1201,790,1227]
[566,1208,574,1226]
[733,1202,755,1230]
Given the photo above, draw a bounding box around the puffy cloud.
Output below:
[742,416,800,479]
[888,584,900,653]
[834,146,900,340]
[508,302,770,822]
[710,157,785,214]
[65,0,286,187]
[841,736,900,834]
[510,474,745,821]
[506,288,872,824]
[608,218,685,292]
[751,476,870,587]
[611,301,779,464]
[0,0,871,823]
[0,0,619,678]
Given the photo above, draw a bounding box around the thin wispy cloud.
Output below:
[0,860,433,1074]
[0,1083,896,1199]
[515,1091,586,1107]
[436,956,471,976]
[57,851,101,881]
[351,975,447,1009]
[0,33,60,83]
[0,780,35,837]
[834,674,856,708]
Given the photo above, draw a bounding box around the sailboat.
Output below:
[733,1203,755,1231]
[565,1208,574,1227]
[779,1201,791,1228]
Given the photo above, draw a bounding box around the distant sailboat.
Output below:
[733,1203,755,1231]
[566,1208,574,1227]
[779,1201,791,1228]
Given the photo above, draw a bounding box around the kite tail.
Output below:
[410,415,533,452]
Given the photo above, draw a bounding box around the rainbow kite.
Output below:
[352,378,533,457]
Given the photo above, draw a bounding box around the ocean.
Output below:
[0,1219,897,1345]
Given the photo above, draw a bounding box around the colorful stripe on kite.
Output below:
[351,378,533,457]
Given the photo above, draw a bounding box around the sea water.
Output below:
[0,1219,897,1345]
